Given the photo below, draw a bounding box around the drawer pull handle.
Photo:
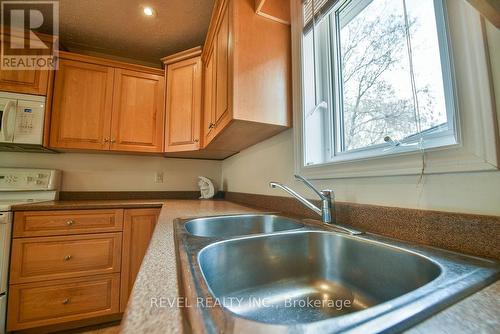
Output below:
[66,220,75,226]
[62,298,70,305]
[64,255,72,261]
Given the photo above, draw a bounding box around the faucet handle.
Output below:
[294,174,327,200]
[320,189,334,200]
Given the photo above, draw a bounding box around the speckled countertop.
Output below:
[11,199,165,211]
[119,200,499,334]
[119,200,264,334]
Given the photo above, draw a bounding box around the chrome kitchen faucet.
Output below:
[269,175,363,235]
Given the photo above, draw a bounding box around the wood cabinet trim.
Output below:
[202,0,230,62]
[202,43,217,147]
[255,0,291,25]
[58,51,163,76]
[43,69,55,146]
[162,46,203,65]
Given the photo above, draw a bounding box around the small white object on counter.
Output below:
[198,176,216,199]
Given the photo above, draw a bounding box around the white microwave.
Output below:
[0,91,47,151]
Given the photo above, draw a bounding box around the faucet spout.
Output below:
[269,176,363,235]
[269,182,321,216]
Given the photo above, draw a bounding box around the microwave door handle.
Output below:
[6,100,17,141]
[1,100,15,142]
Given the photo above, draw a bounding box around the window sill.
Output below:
[297,143,498,179]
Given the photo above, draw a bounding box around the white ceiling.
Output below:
[56,0,215,67]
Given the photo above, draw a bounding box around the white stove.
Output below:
[0,168,61,333]
[0,199,47,212]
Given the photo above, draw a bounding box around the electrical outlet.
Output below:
[155,171,164,184]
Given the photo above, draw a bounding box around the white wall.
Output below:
[221,14,500,216]
[221,129,500,215]
[0,152,222,192]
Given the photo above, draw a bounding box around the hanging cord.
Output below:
[310,0,319,107]
[402,0,426,184]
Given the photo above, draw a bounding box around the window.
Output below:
[301,0,458,166]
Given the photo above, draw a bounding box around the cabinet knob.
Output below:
[110,139,116,143]
[66,220,75,226]
[208,123,215,129]
[194,139,199,143]
[64,255,72,261]
[62,298,70,305]
[104,138,109,143]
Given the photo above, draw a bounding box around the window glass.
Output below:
[302,0,456,164]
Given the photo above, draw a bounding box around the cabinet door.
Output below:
[214,4,231,128]
[202,46,216,147]
[0,69,49,96]
[49,59,114,150]
[7,274,120,331]
[165,56,202,152]
[120,208,160,311]
[0,35,51,95]
[13,209,123,237]
[110,69,165,153]
[10,233,122,284]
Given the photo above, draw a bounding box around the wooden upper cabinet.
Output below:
[0,31,53,95]
[163,47,202,152]
[197,0,292,156]
[111,69,165,152]
[49,52,165,153]
[50,59,114,150]
[0,69,50,96]
[214,5,231,130]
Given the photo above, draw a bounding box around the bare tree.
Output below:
[340,4,434,151]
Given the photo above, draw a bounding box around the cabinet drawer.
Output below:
[7,274,120,331]
[10,233,122,284]
[13,209,124,237]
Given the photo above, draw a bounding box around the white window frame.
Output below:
[292,0,500,179]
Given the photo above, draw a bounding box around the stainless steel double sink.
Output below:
[175,214,499,333]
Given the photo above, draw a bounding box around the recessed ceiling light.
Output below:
[143,6,155,16]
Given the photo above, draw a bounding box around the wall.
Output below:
[221,15,500,216]
[0,152,221,192]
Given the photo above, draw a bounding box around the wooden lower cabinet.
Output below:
[13,209,124,238]
[7,274,120,331]
[120,208,160,311]
[7,207,160,331]
[10,233,122,284]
